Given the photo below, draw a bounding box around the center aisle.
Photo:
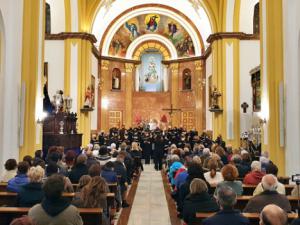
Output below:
[127,164,172,225]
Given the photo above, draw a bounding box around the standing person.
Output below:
[130,142,144,173]
[153,135,165,171]
[141,132,152,164]
[28,174,83,225]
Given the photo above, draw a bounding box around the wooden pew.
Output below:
[0,207,103,225]
[0,192,115,209]
[72,182,118,194]
[196,212,298,225]
[235,196,300,211]
[210,184,295,196]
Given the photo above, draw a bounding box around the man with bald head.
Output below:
[244,174,291,213]
[260,204,288,225]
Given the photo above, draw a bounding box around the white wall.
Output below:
[44,40,65,99]
[90,53,98,131]
[205,54,212,131]
[0,0,24,172]
[239,40,260,134]
[239,0,259,34]
[46,0,65,33]
[283,0,300,176]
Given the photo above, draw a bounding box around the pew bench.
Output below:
[210,184,295,196]
[0,192,115,209]
[0,207,103,225]
[72,182,118,194]
[196,212,297,225]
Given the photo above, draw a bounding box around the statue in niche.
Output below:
[112,68,121,90]
[183,69,192,90]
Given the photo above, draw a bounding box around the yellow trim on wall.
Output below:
[64,0,71,32]
[20,0,42,159]
[64,39,71,96]
[233,0,241,32]
[265,0,285,175]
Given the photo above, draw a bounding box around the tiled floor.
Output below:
[127,164,172,225]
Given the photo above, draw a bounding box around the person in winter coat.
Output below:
[17,166,45,207]
[68,155,88,183]
[183,178,219,225]
[7,161,30,193]
[243,161,265,185]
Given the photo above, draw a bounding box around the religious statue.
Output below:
[53,90,64,113]
[183,70,192,90]
[210,86,222,109]
[83,86,94,108]
[145,57,158,83]
[112,69,121,90]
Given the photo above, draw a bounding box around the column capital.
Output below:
[170,63,179,74]
[101,60,110,70]
[125,63,134,73]
[195,60,204,71]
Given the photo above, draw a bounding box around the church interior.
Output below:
[0,0,300,224]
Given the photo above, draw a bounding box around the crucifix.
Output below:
[162,104,182,127]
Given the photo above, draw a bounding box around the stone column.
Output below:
[195,60,205,132]
[100,60,110,132]
[125,63,134,128]
[170,63,180,127]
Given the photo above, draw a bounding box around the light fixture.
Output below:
[37,112,48,124]
[102,97,109,109]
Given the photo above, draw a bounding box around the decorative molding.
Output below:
[101,56,140,65]
[45,32,97,44]
[162,56,204,64]
[125,63,135,73]
[92,45,100,59]
[101,60,110,70]
[195,60,204,71]
[207,32,259,44]
[170,63,179,74]
[202,45,212,60]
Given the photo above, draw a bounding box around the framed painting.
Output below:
[91,75,95,108]
[251,68,261,112]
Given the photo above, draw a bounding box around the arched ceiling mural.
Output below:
[109,13,195,58]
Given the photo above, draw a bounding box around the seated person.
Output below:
[203,186,250,225]
[183,178,219,225]
[215,164,243,196]
[101,161,118,183]
[231,155,249,178]
[72,176,109,225]
[253,163,285,196]
[18,166,45,207]
[243,174,291,213]
[10,216,35,225]
[75,175,91,192]
[68,155,88,183]
[177,162,210,217]
[0,158,17,182]
[96,145,113,166]
[243,161,265,185]
[28,174,83,225]
[260,204,288,225]
[7,161,29,193]
[45,162,74,192]
[204,159,224,186]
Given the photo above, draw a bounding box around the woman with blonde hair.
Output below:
[17,166,45,207]
[130,141,144,173]
[73,176,109,225]
[204,159,224,186]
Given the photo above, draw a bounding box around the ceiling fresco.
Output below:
[108,13,196,58]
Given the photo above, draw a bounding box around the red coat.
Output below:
[243,171,265,185]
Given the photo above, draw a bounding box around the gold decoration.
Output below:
[170,63,179,74]
[125,63,134,73]
[101,60,109,70]
[195,60,203,71]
